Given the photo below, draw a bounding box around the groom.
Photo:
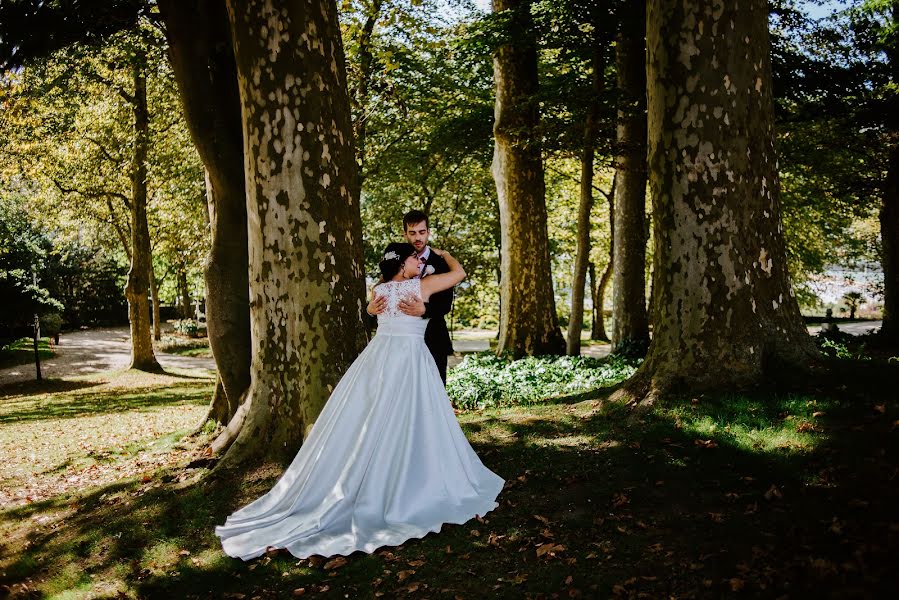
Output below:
[366,210,454,384]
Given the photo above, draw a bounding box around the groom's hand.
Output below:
[399,296,426,317]
[367,293,387,316]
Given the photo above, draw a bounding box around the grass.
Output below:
[0,369,213,507]
[0,336,55,369]
[0,357,896,598]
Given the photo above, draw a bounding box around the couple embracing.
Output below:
[215,210,504,561]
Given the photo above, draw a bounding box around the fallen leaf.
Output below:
[611,492,629,508]
[323,557,347,570]
[397,570,415,581]
[292,589,305,597]
[764,484,783,501]
[536,542,565,557]
[729,578,745,592]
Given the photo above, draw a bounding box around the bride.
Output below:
[215,242,505,560]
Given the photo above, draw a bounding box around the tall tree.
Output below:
[615,0,816,403]
[212,0,368,466]
[123,50,160,371]
[880,0,899,341]
[491,0,564,357]
[610,0,649,353]
[158,0,251,424]
[566,12,604,356]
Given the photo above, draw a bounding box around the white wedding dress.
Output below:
[215,278,505,560]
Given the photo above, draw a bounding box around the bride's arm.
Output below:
[420,250,465,298]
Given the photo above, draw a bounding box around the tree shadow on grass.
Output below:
[0,378,103,401]
[0,381,212,424]
[0,358,896,598]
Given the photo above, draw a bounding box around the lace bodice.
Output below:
[373,278,423,320]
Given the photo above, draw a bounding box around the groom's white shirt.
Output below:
[417,246,431,277]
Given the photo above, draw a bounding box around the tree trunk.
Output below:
[150,261,161,341]
[592,259,612,342]
[177,266,192,319]
[492,0,564,358]
[879,1,899,342]
[124,53,161,372]
[611,1,649,352]
[883,144,899,341]
[614,0,816,404]
[351,0,384,200]
[214,0,368,467]
[592,181,615,341]
[567,37,604,356]
[159,0,252,424]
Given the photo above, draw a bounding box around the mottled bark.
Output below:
[492,0,564,357]
[611,1,649,351]
[567,41,603,356]
[150,262,161,341]
[615,0,816,403]
[880,1,899,342]
[124,55,160,372]
[215,0,367,466]
[159,0,252,424]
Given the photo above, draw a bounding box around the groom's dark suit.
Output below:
[364,250,455,384]
[420,251,454,384]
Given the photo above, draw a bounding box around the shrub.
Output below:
[174,319,199,336]
[814,330,868,360]
[39,312,64,337]
[447,352,640,410]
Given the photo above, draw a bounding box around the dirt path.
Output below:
[0,327,216,387]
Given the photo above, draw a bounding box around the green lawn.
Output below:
[0,336,55,369]
[0,358,896,598]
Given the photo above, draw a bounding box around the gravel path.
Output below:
[0,327,216,387]
[3,320,881,385]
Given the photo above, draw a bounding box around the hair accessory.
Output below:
[383,251,399,261]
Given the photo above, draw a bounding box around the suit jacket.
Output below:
[421,252,454,357]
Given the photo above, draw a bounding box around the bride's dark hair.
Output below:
[379,242,416,281]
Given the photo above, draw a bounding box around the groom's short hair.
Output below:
[403,210,429,230]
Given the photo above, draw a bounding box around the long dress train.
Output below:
[215,278,504,560]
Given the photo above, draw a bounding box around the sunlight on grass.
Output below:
[0,336,55,369]
[0,369,213,507]
[662,394,830,457]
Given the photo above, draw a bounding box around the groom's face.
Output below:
[404,221,430,254]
